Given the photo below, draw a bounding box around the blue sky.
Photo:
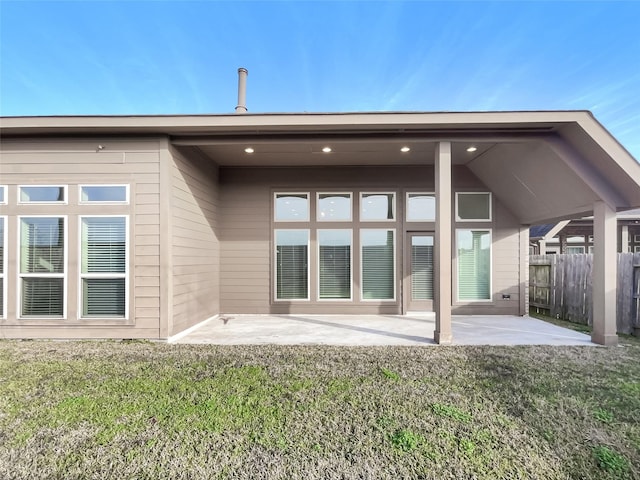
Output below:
[1,1,639,159]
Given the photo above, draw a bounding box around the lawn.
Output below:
[0,334,639,479]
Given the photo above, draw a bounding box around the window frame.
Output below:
[455,228,492,303]
[566,246,585,254]
[17,215,68,319]
[18,185,68,205]
[273,229,310,301]
[634,234,640,243]
[455,192,492,222]
[316,192,352,222]
[0,185,6,204]
[360,228,396,302]
[359,192,396,222]
[0,216,6,319]
[79,185,130,204]
[78,215,129,320]
[406,192,436,222]
[317,229,353,301]
[273,192,310,222]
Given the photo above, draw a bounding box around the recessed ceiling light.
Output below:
[322,146,332,153]
[466,146,477,153]
[244,147,254,154]
[400,146,410,153]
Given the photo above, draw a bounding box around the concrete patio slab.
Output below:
[171,314,594,346]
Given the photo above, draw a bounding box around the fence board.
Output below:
[530,253,640,334]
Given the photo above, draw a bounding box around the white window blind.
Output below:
[276,230,309,300]
[361,229,395,300]
[457,230,491,301]
[20,217,65,317]
[318,230,351,299]
[411,236,434,300]
[81,217,127,317]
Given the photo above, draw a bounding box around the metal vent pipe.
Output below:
[235,67,248,113]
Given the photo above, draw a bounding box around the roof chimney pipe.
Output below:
[235,67,248,113]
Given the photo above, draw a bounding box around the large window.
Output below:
[361,229,395,300]
[275,230,309,300]
[456,192,491,222]
[318,230,351,300]
[457,229,491,301]
[0,217,5,318]
[80,217,127,318]
[20,217,66,317]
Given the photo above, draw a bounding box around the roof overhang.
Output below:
[2,110,640,225]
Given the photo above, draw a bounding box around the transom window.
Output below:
[19,185,67,204]
[317,193,351,221]
[274,193,309,221]
[406,193,435,222]
[19,216,66,317]
[456,192,491,222]
[0,186,6,204]
[80,185,128,203]
[360,193,395,221]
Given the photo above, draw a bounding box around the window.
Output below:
[80,185,128,203]
[317,193,351,221]
[361,229,395,300]
[275,230,309,300]
[588,246,595,254]
[19,217,66,317]
[360,193,395,221]
[457,229,491,301]
[0,217,5,318]
[0,186,6,204]
[566,246,585,254]
[635,246,640,253]
[80,217,127,318]
[318,230,351,300]
[635,235,640,243]
[274,193,309,222]
[456,192,491,222]
[406,193,435,222]
[19,185,66,203]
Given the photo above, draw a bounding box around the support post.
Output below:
[621,225,629,253]
[592,201,618,346]
[434,142,452,344]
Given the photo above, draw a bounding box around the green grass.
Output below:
[1,340,639,479]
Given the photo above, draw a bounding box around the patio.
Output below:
[171,314,594,346]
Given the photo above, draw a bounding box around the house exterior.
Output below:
[530,209,640,254]
[1,111,639,345]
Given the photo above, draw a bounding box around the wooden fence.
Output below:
[529,253,640,335]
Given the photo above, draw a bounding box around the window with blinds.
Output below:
[457,230,491,301]
[361,229,395,300]
[81,217,127,317]
[19,217,65,317]
[0,217,5,317]
[411,235,434,300]
[275,230,309,300]
[318,230,351,299]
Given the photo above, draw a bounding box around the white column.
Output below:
[621,225,629,253]
[434,142,452,344]
[592,201,618,346]
[539,239,546,255]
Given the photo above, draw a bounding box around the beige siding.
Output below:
[0,138,162,338]
[169,146,220,336]
[219,166,523,316]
